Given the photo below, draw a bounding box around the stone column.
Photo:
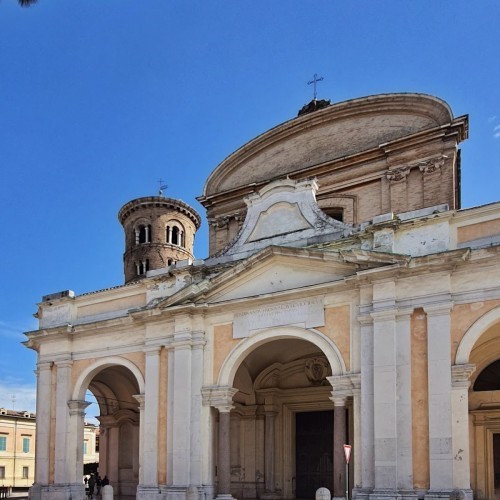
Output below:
[395,311,414,493]
[333,397,347,500]
[171,335,193,487]
[350,375,362,492]
[201,386,238,500]
[53,360,73,485]
[67,399,90,499]
[328,375,358,500]
[190,332,206,489]
[451,364,475,495]
[261,409,280,499]
[133,394,146,484]
[141,345,161,488]
[33,362,52,486]
[358,313,374,495]
[425,303,453,495]
[372,309,398,493]
[219,410,233,500]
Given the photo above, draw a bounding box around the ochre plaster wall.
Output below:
[317,305,351,371]
[457,219,500,244]
[213,324,239,382]
[411,308,429,489]
[451,299,500,363]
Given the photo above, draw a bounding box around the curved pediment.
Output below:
[203,93,453,197]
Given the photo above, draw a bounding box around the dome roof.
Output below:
[202,93,455,199]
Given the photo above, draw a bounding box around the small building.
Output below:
[0,408,36,490]
[0,408,98,492]
[25,93,500,500]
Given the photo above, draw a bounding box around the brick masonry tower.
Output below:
[118,196,201,283]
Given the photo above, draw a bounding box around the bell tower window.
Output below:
[166,223,185,248]
[135,224,151,245]
[135,259,150,276]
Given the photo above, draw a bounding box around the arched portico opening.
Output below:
[73,358,145,498]
[456,306,500,500]
[208,327,354,500]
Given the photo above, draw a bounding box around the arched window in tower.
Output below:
[171,226,180,246]
[136,224,152,244]
[166,222,185,248]
[136,259,150,276]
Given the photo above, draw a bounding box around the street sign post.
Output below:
[344,445,352,500]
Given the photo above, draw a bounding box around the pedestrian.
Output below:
[101,475,109,487]
[96,475,102,496]
[88,473,95,498]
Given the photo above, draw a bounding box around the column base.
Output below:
[260,493,281,500]
[215,495,236,500]
[425,489,473,500]
[30,483,85,500]
[332,496,346,500]
[369,490,403,500]
[137,484,162,500]
[352,487,371,500]
[160,485,210,500]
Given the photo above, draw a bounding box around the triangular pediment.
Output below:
[152,247,407,309]
[190,247,362,305]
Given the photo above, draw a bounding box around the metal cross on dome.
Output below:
[158,179,168,197]
[308,73,324,100]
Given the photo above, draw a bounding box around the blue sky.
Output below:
[0,1,499,413]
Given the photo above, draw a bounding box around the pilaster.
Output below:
[451,364,475,494]
[142,345,161,487]
[53,360,73,485]
[33,362,52,486]
[424,302,453,493]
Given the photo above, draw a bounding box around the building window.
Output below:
[22,437,30,453]
[136,259,150,276]
[22,466,29,479]
[166,223,185,247]
[0,436,6,451]
[135,224,152,245]
[0,466,5,479]
[83,440,88,455]
[323,207,344,222]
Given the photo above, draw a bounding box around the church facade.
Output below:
[25,93,500,500]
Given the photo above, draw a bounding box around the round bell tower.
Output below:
[118,196,201,283]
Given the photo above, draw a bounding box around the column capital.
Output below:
[54,359,73,369]
[452,364,476,389]
[423,300,453,316]
[328,373,360,404]
[132,393,145,410]
[201,385,238,411]
[67,400,91,417]
[144,345,162,355]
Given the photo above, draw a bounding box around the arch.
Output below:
[72,356,145,402]
[455,305,500,364]
[166,220,185,247]
[217,326,346,387]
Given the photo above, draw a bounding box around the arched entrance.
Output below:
[209,327,354,500]
[73,358,144,497]
[456,306,500,499]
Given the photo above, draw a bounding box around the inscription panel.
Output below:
[233,297,324,338]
